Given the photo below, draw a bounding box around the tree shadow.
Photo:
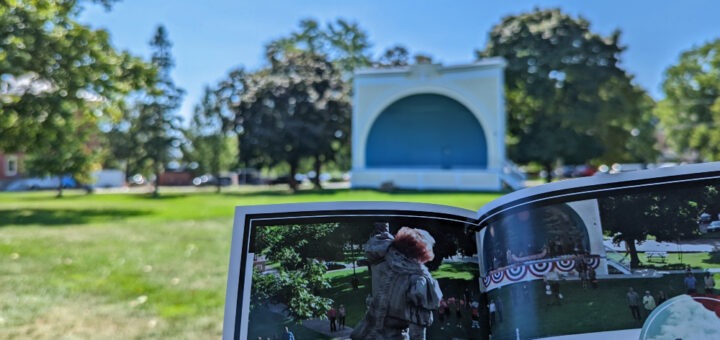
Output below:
[136,193,189,200]
[0,208,150,227]
[221,188,344,198]
[703,251,720,265]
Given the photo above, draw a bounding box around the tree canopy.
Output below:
[656,39,720,162]
[0,0,151,153]
[479,8,657,179]
[0,0,152,193]
[235,50,350,191]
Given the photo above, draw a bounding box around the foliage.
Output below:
[0,0,151,187]
[252,223,341,320]
[185,85,239,192]
[376,45,410,67]
[236,50,350,191]
[599,184,719,268]
[238,19,371,188]
[132,25,185,196]
[267,18,373,74]
[656,39,720,162]
[479,8,657,180]
[24,107,98,197]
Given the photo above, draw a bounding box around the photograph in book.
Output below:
[477,163,720,340]
[223,162,720,340]
[223,203,490,340]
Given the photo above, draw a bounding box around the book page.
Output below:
[476,163,720,339]
[223,202,486,340]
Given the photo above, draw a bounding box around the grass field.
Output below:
[0,187,501,339]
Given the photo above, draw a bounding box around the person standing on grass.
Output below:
[328,305,338,332]
[704,271,716,294]
[685,271,697,294]
[642,290,656,319]
[470,300,481,329]
[627,287,641,321]
[338,304,347,330]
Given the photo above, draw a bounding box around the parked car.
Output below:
[707,221,720,232]
[5,176,76,191]
[192,174,233,187]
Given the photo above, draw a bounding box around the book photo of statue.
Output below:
[351,223,443,340]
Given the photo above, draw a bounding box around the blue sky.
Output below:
[80,0,720,123]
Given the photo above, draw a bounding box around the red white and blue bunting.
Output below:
[482,255,601,290]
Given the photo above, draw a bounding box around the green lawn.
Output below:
[0,187,501,339]
[487,273,717,340]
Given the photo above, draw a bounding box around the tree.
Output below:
[186,85,238,192]
[0,0,151,184]
[479,9,657,180]
[255,19,371,187]
[656,39,720,162]
[599,184,719,268]
[325,19,373,73]
[237,50,350,191]
[25,107,99,197]
[251,223,340,321]
[377,45,410,67]
[133,25,185,197]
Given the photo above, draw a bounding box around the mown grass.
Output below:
[0,187,501,339]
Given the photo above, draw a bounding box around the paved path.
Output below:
[266,303,354,339]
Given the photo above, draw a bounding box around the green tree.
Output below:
[0,0,151,183]
[101,101,147,182]
[325,18,373,73]
[256,19,370,185]
[599,184,719,268]
[25,107,98,197]
[237,50,350,191]
[133,25,185,197]
[251,223,340,321]
[376,45,410,67]
[479,8,657,180]
[186,85,238,192]
[656,39,720,162]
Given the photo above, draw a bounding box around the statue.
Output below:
[351,224,443,340]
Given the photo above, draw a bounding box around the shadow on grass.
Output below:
[0,208,150,227]
[221,188,348,198]
[704,251,720,265]
[221,187,504,198]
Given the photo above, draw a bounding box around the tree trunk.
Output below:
[153,162,161,197]
[214,171,221,194]
[626,239,641,269]
[312,154,323,190]
[544,163,554,183]
[288,160,299,192]
[56,179,63,198]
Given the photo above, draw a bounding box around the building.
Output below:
[0,152,23,180]
[351,58,523,191]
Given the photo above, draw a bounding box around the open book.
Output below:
[223,162,720,340]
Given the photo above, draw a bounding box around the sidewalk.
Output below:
[300,318,353,339]
[267,302,354,339]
